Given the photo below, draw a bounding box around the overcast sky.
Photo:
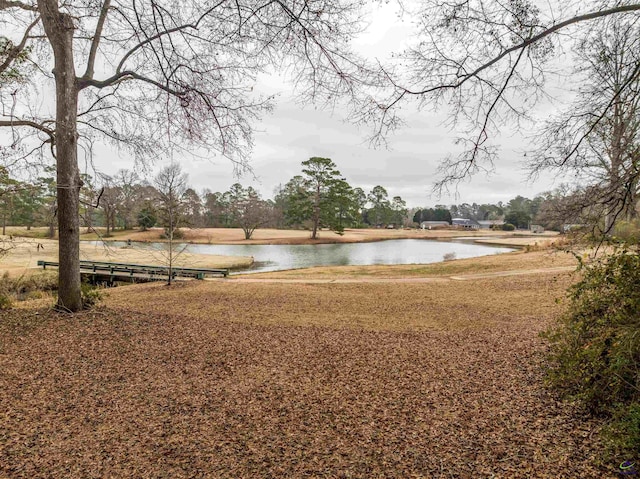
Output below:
[99,1,561,208]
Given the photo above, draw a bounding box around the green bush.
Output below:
[81,281,103,309]
[608,402,640,455]
[137,206,157,231]
[502,223,515,231]
[545,248,640,453]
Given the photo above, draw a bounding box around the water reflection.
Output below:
[88,238,515,274]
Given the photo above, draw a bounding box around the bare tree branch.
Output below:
[78,69,186,95]
[81,0,111,80]
[402,4,640,96]
[0,0,375,309]
[0,0,37,11]
[113,0,227,74]
[0,119,54,138]
[0,15,40,76]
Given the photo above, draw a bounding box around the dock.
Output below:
[37,260,228,284]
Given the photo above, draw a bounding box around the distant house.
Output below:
[451,218,480,230]
[420,221,450,230]
[477,219,505,229]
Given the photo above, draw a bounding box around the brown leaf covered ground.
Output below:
[0,271,615,478]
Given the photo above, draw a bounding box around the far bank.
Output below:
[66,226,562,247]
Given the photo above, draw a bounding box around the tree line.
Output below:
[4,157,601,240]
[413,191,604,231]
[0,158,411,240]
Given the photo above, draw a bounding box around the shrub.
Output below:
[608,402,640,455]
[81,282,103,309]
[0,292,13,310]
[545,248,640,453]
[160,228,184,240]
[138,206,157,231]
[613,219,640,245]
[443,252,457,261]
[524,242,539,252]
[0,271,57,305]
[19,272,58,293]
[0,271,103,310]
[502,223,515,231]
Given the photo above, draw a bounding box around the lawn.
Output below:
[0,266,615,478]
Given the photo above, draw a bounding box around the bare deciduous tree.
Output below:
[360,1,640,198]
[154,162,188,285]
[113,169,139,230]
[529,15,640,234]
[0,0,375,310]
[97,174,121,237]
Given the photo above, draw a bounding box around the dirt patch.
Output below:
[0,270,613,477]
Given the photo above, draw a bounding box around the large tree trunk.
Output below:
[40,0,83,312]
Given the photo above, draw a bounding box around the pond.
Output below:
[89,239,515,274]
